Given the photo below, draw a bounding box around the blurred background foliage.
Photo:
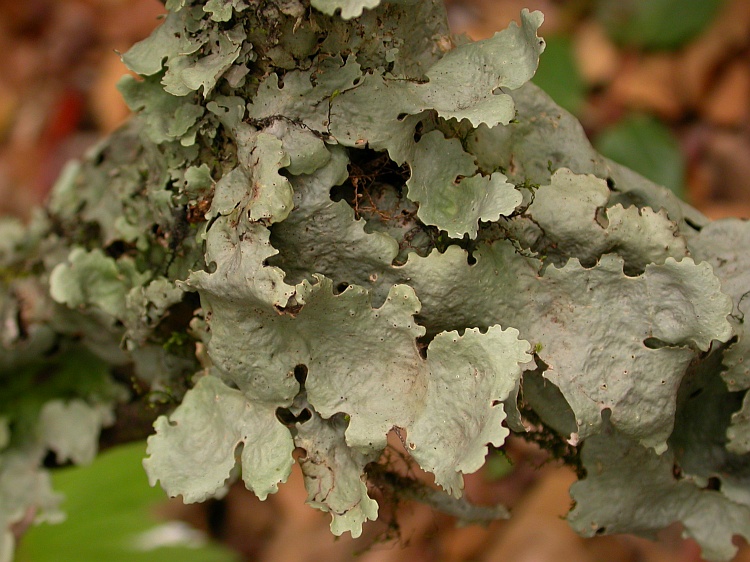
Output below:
[1,0,749,560]
[448,0,750,219]
[15,442,239,562]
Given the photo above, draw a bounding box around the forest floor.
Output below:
[1,1,749,561]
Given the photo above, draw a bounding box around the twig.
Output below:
[368,468,510,525]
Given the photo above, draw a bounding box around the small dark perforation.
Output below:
[42,450,70,469]
[105,240,129,259]
[684,216,703,232]
[413,121,424,143]
[705,477,721,491]
[335,282,350,294]
[294,364,308,385]
[416,334,432,359]
[643,337,669,349]
[275,406,312,426]
[275,407,296,425]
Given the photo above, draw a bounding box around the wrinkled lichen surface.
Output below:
[1,1,749,560]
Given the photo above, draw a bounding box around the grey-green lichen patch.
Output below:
[266,121,331,176]
[48,250,188,357]
[163,24,245,97]
[233,127,294,223]
[38,400,114,466]
[328,10,544,154]
[5,0,750,557]
[204,0,248,22]
[391,244,732,451]
[407,326,530,495]
[49,249,150,320]
[310,0,383,19]
[121,7,205,77]
[667,348,750,513]
[569,422,750,562]
[466,82,704,232]
[294,407,379,537]
[726,395,750,454]
[330,9,544,139]
[417,9,544,127]
[268,146,399,288]
[122,278,185,346]
[177,260,531,530]
[145,373,295,502]
[247,55,363,134]
[406,130,521,238]
[118,75,206,146]
[504,168,688,270]
[122,3,253,99]
[0,450,64,562]
[186,217,298,403]
[689,219,750,454]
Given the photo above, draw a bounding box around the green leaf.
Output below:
[532,35,585,115]
[483,450,513,481]
[16,441,238,562]
[0,420,8,451]
[595,0,726,50]
[594,114,686,199]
